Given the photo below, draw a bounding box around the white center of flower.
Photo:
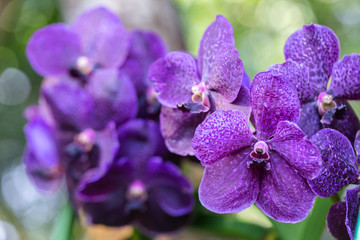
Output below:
[126,180,147,202]
[74,128,96,152]
[75,56,93,75]
[317,92,337,116]
[191,82,210,108]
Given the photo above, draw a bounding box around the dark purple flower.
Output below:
[273,24,360,142]
[308,128,360,198]
[23,105,64,191]
[41,69,137,131]
[26,7,129,78]
[76,156,194,235]
[191,71,323,222]
[149,15,251,156]
[120,30,167,118]
[327,185,360,240]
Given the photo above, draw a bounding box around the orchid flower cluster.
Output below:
[23,5,360,239]
[23,7,194,235]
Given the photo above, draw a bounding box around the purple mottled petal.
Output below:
[198,15,234,78]
[86,69,137,129]
[297,101,322,138]
[270,121,322,179]
[24,116,63,191]
[160,106,208,156]
[251,71,300,139]
[149,52,200,108]
[269,60,314,104]
[355,130,360,155]
[284,24,340,93]
[327,201,350,240]
[42,81,93,131]
[117,119,166,165]
[324,101,360,144]
[308,129,359,198]
[71,7,129,68]
[199,150,259,213]
[121,30,167,95]
[345,186,360,240]
[144,157,194,217]
[137,196,191,235]
[210,86,251,121]
[26,23,81,76]
[242,72,250,89]
[256,152,316,223]
[204,44,243,102]
[192,110,254,166]
[77,158,134,226]
[328,54,360,100]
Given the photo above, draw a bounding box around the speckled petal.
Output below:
[144,157,194,217]
[297,101,322,138]
[71,7,129,68]
[160,106,208,156]
[308,129,359,198]
[251,71,301,139]
[149,52,200,108]
[199,150,259,213]
[269,60,314,104]
[86,69,138,130]
[117,119,167,165]
[204,44,244,102]
[26,23,81,76]
[256,152,316,223]
[270,121,322,180]
[210,86,251,121]
[120,30,167,95]
[323,101,360,144]
[354,130,360,155]
[345,185,360,240]
[192,110,254,166]
[328,54,360,100]
[42,81,93,131]
[24,114,63,191]
[198,15,234,78]
[327,201,350,240]
[76,158,134,226]
[284,24,340,93]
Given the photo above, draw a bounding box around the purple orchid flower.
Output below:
[149,15,251,156]
[26,7,129,79]
[327,185,360,240]
[77,157,194,235]
[120,30,167,118]
[23,105,64,191]
[191,70,323,222]
[308,128,360,198]
[273,24,360,142]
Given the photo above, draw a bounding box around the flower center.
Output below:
[249,141,271,170]
[74,128,96,152]
[191,82,210,108]
[317,92,336,116]
[125,180,148,212]
[75,56,94,75]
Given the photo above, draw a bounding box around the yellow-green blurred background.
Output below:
[0,0,360,239]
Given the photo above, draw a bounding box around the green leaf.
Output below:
[192,213,271,240]
[51,201,75,240]
[270,197,333,240]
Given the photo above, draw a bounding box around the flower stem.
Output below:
[51,201,75,240]
[330,193,341,203]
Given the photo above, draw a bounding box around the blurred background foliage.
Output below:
[0,0,360,239]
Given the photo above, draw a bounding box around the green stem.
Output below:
[51,201,75,240]
[330,193,341,203]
